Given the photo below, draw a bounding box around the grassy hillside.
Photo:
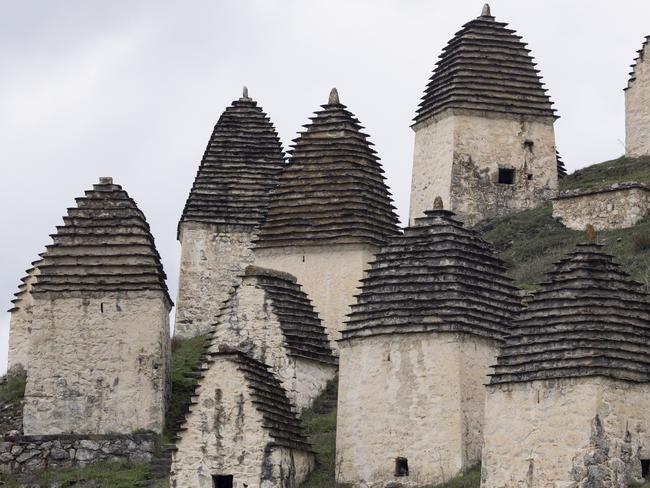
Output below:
[560,155,650,191]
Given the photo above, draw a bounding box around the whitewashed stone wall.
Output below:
[254,243,377,352]
[552,184,650,231]
[336,332,499,487]
[481,377,650,488]
[410,110,558,226]
[213,277,336,412]
[170,356,314,488]
[23,291,170,435]
[626,38,650,158]
[175,222,255,338]
[8,267,40,374]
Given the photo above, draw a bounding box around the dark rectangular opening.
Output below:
[498,168,515,185]
[213,475,233,488]
[395,457,409,477]
[642,459,650,479]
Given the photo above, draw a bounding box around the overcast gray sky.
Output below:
[1,0,649,373]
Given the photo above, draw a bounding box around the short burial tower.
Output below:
[175,88,285,338]
[22,177,172,435]
[410,4,558,226]
[255,88,400,351]
[212,265,337,411]
[336,200,520,487]
[481,240,650,488]
[170,350,314,488]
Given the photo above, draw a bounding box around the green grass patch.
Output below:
[630,481,650,488]
[0,375,26,405]
[165,335,209,434]
[426,465,481,488]
[560,155,650,191]
[478,203,650,289]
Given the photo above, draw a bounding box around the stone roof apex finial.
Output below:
[481,3,492,17]
[99,177,113,185]
[328,88,340,105]
[585,224,597,243]
[433,196,444,210]
[241,86,250,100]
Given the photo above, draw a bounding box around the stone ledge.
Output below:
[553,182,650,200]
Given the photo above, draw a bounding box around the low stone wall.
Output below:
[0,434,155,474]
[552,182,650,230]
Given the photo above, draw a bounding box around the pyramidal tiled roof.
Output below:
[256,88,400,248]
[414,4,556,125]
[556,151,567,178]
[179,88,286,233]
[8,258,42,313]
[32,178,172,306]
[490,242,650,385]
[343,200,520,340]
[181,348,311,452]
[626,35,650,90]
[235,266,336,364]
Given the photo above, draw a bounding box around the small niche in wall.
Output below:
[395,457,409,477]
[527,174,534,181]
[642,459,649,479]
[213,475,233,488]
[523,140,534,151]
[498,168,515,185]
[100,303,104,313]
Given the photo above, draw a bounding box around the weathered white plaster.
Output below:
[170,356,314,488]
[254,243,378,352]
[213,276,336,412]
[336,332,499,487]
[626,39,650,158]
[8,267,40,374]
[481,378,650,488]
[410,110,558,226]
[174,222,256,339]
[553,184,650,231]
[23,291,170,435]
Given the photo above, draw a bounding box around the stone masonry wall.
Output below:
[24,291,170,435]
[8,267,39,374]
[552,184,650,231]
[254,243,378,353]
[410,110,557,226]
[337,332,499,487]
[213,278,336,412]
[171,356,313,488]
[0,434,155,475]
[626,39,650,158]
[175,222,256,338]
[481,378,650,488]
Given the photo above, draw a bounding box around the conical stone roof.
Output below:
[256,89,400,248]
[179,88,285,232]
[626,35,650,90]
[343,202,520,340]
[556,151,567,178]
[32,177,172,306]
[414,4,556,126]
[490,242,650,384]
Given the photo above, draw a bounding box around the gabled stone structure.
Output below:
[255,88,400,350]
[336,200,520,487]
[625,36,650,158]
[170,349,314,488]
[22,177,172,435]
[482,241,650,488]
[410,4,558,226]
[175,88,285,338]
[212,265,337,411]
[7,258,42,374]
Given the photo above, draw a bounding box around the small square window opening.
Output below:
[395,457,409,477]
[213,475,234,488]
[498,168,515,185]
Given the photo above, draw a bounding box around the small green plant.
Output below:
[0,374,26,405]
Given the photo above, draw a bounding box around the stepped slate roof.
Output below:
[8,259,42,313]
[179,89,285,232]
[414,4,556,126]
[626,35,650,90]
[556,151,567,178]
[237,266,336,364]
[31,178,172,306]
[256,89,400,248]
[343,202,520,340]
[208,350,311,451]
[490,243,650,385]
